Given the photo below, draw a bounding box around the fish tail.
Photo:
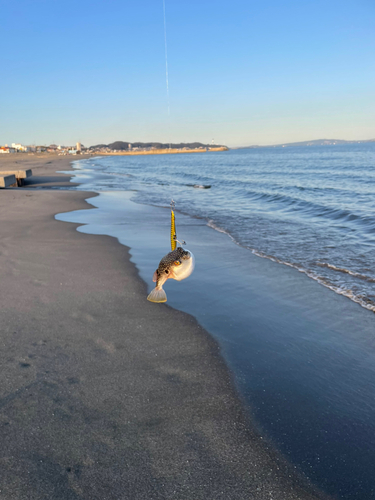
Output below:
[147,286,167,303]
[171,209,177,251]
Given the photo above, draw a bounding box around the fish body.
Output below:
[147,247,195,303]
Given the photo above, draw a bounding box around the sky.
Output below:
[1,0,374,147]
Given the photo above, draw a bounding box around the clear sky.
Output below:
[1,0,374,147]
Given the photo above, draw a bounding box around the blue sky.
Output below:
[1,0,374,147]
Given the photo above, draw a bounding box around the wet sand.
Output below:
[0,155,326,499]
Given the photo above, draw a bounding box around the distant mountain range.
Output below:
[89,141,225,150]
[238,138,375,149]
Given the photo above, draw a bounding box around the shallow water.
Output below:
[56,183,375,499]
[65,144,375,313]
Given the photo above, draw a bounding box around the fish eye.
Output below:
[174,260,181,266]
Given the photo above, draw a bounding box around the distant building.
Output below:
[0,147,16,153]
[12,143,31,152]
[128,144,132,150]
[69,149,78,155]
[76,142,82,152]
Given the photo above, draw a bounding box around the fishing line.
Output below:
[163,0,170,115]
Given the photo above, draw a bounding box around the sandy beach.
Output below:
[0,154,328,499]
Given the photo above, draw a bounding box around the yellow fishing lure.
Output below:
[170,199,185,249]
[170,208,177,251]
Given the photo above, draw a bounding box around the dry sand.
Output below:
[0,155,327,499]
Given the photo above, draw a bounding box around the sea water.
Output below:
[58,144,375,499]
[68,143,375,313]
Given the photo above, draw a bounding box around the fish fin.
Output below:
[147,287,167,303]
[152,271,158,283]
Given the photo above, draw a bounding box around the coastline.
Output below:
[57,154,375,499]
[0,155,326,499]
[98,146,228,155]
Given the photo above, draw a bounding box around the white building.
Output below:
[76,142,82,152]
[12,143,31,152]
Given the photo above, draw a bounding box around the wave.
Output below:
[107,172,134,178]
[75,155,375,314]
[242,190,375,233]
[169,171,214,182]
[207,220,375,313]
[317,263,375,283]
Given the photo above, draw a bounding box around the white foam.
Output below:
[316,262,375,283]
[207,220,375,314]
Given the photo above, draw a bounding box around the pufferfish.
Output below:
[147,247,195,303]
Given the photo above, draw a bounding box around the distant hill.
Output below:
[237,138,375,149]
[89,141,226,150]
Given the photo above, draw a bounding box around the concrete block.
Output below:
[0,169,33,186]
[18,169,32,179]
[0,175,17,188]
[0,169,32,179]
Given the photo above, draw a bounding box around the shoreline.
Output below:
[0,154,327,499]
[96,146,228,155]
[57,155,375,499]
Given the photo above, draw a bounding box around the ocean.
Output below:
[66,143,375,313]
[57,144,375,499]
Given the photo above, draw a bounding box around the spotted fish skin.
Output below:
[155,247,191,286]
[147,247,193,303]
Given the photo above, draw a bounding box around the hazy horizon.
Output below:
[3,137,375,150]
[1,0,374,147]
